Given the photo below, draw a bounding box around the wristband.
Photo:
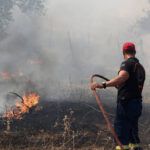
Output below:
[102,82,106,89]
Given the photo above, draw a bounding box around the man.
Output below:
[91,42,145,150]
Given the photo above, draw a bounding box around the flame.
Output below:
[4,109,15,120]
[3,92,40,120]
[19,71,23,77]
[0,72,11,80]
[30,59,43,64]
[0,72,23,80]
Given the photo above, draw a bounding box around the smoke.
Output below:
[0,0,150,108]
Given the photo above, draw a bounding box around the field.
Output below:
[0,99,150,150]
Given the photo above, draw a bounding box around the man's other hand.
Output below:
[91,82,103,90]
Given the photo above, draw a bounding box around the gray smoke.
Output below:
[0,0,150,109]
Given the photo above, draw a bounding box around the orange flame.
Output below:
[30,59,43,64]
[0,72,23,80]
[0,72,11,80]
[19,72,23,77]
[3,92,40,120]
[4,109,15,120]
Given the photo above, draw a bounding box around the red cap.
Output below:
[123,42,136,52]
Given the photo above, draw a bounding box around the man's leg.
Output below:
[130,118,140,143]
[129,118,142,150]
[129,100,142,150]
[114,102,130,150]
[129,117,142,150]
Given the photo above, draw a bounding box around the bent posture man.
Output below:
[91,42,145,150]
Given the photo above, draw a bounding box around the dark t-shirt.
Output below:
[117,57,145,101]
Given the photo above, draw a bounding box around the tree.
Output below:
[0,0,45,40]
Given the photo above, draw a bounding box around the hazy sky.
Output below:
[47,0,150,32]
[0,0,150,107]
[43,0,150,66]
[3,0,150,66]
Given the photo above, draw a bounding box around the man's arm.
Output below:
[91,70,129,90]
[106,70,129,87]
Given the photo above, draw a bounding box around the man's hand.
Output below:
[91,82,103,90]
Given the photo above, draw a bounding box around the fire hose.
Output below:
[90,74,124,150]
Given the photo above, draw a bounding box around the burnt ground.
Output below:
[0,99,150,150]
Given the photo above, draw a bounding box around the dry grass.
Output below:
[0,101,150,150]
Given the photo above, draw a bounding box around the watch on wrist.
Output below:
[102,82,106,89]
